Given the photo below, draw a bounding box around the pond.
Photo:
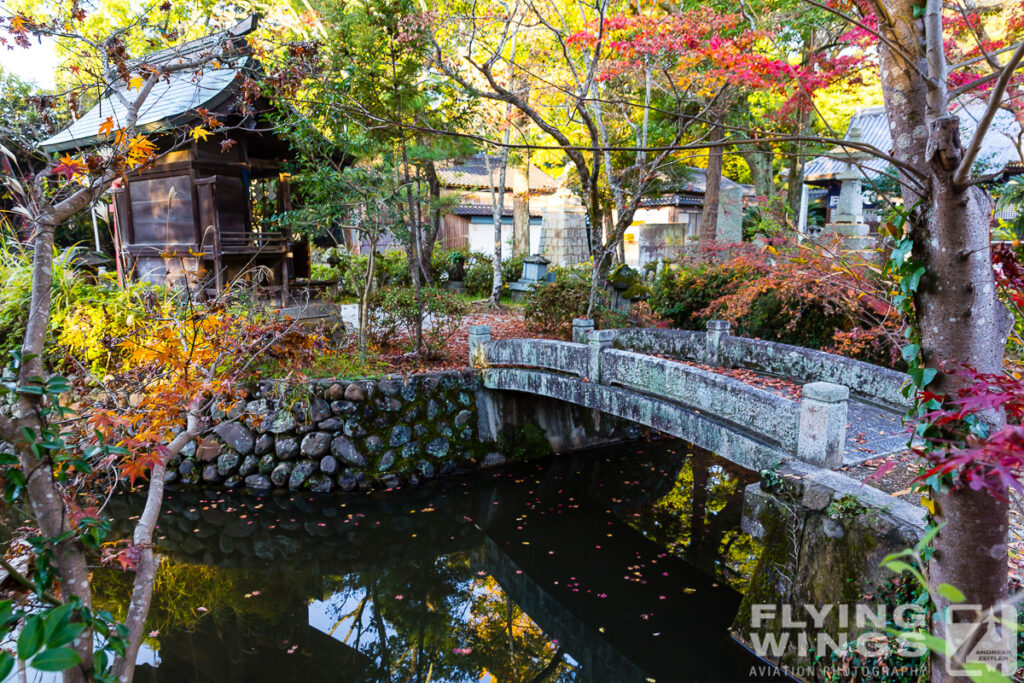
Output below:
[98,438,768,682]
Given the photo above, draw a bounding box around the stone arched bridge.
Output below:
[469,320,910,472]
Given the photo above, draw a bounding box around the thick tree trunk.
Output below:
[700,119,724,242]
[876,0,1012,677]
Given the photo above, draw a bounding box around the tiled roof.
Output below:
[437,154,560,192]
[804,100,1022,184]
[40,17,257,153]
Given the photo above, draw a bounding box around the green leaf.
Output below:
[30,647,81,672]
[46,622,84,649]
[883,560,916,575]
[903,266,926,293]
[915,524,944,553]
[936,583,966,603]
[920,367,938,387]
[901,343,921,363]
[0,652,13,680]
[18,614,43,659]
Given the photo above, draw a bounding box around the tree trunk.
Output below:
[785,107,813,224]
[700,119,724,243]
[513,195,530,257]
[421,162,443,283]
[876,0,1012,677]
[740,144,775,199]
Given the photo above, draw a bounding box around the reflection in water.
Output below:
[99,438,764,682]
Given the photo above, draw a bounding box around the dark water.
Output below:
[99,439,766,682]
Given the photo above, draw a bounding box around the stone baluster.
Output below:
[706,320,730,367]
[468,325,491,368]
[587,330,616,383]
[572,317,595,343]
[797,382,849,469]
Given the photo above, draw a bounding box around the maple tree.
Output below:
[0,8,306,681]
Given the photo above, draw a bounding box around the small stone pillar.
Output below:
[587,330,616,383]
[706,320,731,367]
[797,382,849,469]
[572,318,595,343]
[468,325,491,368]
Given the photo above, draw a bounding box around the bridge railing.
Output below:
[585,320,909,413]
[469,324,851,468]
[599,347,800,452]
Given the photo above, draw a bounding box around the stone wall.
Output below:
[169,369,633,494]
[733,460,926,673]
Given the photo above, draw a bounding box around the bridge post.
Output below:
[572,317,594,343]
[797,381,849,469]
[705,320,730,367]
[468,325,491,368]
[587,330,616,383]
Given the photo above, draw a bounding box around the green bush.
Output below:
[648,261,758,329]
[0,242,155,374]
[464,253,493,297]
[377,249,411,287]
[501,255,523,284]
[366,286,469,356]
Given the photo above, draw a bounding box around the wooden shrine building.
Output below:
[40,16,307,300]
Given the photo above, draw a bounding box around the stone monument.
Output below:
[824,127,875,251]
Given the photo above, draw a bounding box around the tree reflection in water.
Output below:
[95,437,763,682]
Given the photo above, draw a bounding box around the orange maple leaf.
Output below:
[98,116,115,138]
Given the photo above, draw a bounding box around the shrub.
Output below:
[464,252,493,297]
[523,277,591,335]
[377,248,411,287]
[648,260,759,328]
[501,255,524,284]
[647,241,901,364]
[366,286,468,357]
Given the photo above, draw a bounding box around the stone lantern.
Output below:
[521,254,551,283]
[508,254,552,301]
[825,127,875,251]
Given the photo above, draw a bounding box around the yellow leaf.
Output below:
[921,495,935,514]
[190,126,211,142]
[129,75,144,90]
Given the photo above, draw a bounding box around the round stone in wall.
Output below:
[426,438,450,459]
[238,455,259,477]
[401,441,421,459]
[275,436,300,460]
[245,474,272,490]
[217,451,240,476]
[289,460,317,489]
[202,465,221,483]
[344,383,365,401]
[364,435,384,455]
[331,400,357,415]
[213,423,255,455]
[378,450,395,472]
[319,455,339,475]
[344,419,368,438]
[254,434,275,455]
[270,462,293,487]
[308,474,333,493]
[258,454,276,474]
[454,409,473,427]
[265,411,296,434]
[417,460,435,478]
[301,431,331,457]
[331,436,367,468]
[389,425,411,448]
